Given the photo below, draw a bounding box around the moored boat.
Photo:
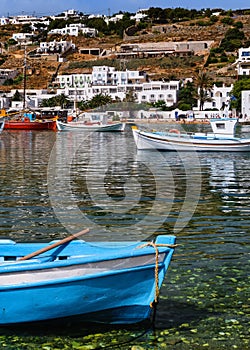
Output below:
[56,111,126,132]
[132,118,250,152]
[4,112,57,131]
[56,120,126,132]
[0,232,176,325]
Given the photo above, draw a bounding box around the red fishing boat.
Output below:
[4,112,57,131]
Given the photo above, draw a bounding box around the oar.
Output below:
[18,228,89,261]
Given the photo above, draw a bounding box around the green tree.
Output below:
[233,21,243,29]
[151,100,167,110]
[194,70,213,111]
[40,94,71,108]
[220,28,245,51]
[177,81,197,110]
[21,23,32,33]
[221,17,234,25]
[12,90,22,101]
[78,94,113,110]
[86,18,108,34]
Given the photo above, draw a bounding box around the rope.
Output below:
[138,242,178,307]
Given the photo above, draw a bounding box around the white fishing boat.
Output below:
[56,113,125,132]
[57,120,125,132]
[132,118,250,152]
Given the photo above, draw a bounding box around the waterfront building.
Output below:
[55,66,179,106]
[197,84,234,112]
[241,90,250,119]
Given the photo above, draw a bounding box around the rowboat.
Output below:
[0,120,4,133]
[4,119,57,131]
[56,120,126,132]
[0,231,176,325]
[132,118,250,152]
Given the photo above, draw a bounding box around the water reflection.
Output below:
[0,128,249,348]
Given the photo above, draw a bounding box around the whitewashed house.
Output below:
[235,47,250,76]
[241,90,250,119]
[37,40,75,54]
[0,17,10,25]
[12,32,36,45]
[0,69,18,85]
[198,84,233,111]
[7,89,57,109]
[131,10,148,22]
[49,24,97,37]
[55,65,179,105]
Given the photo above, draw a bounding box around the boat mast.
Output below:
[23,47,27,110]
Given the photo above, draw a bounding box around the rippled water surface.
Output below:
[0,125,249,349]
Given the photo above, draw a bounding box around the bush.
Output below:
[221,17,234,25]
[177,102,191,110]
[233,21,243,29]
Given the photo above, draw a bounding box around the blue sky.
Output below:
[0,0,249,17]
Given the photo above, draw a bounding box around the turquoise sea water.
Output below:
[0,125,249,349]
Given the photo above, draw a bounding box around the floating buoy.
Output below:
[169,129,180,134]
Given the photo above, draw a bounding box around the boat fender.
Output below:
[24,117,30,122]
[169,129,180,135]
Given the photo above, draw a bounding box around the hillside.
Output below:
[0,14,249,91]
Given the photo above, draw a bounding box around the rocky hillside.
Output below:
[0,14,249,90]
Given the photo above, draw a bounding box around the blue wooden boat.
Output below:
[0,231,176,325]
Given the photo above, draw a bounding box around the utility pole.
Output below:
[23,47,27,110]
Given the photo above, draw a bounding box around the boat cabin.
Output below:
[209,118,238,136]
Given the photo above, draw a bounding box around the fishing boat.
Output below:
[0,120,4,133]
[4,112,57,131]
[0,230,176,325]
[56,112,126,132]
[132,118,250,152]
[56,120,126,132]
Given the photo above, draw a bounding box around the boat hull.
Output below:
[132,128,250,152]
[0,235,175,325]
[4,120,57,130]
[56,120,126,132]
[0,120,4,133]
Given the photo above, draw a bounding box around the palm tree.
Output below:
[195,70,213,110]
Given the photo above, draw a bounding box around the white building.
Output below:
[106,14,124,24]
[37,40,75,54]
[55,66,147,88]
[235,47,250,76]
[0,17,10,25]
[63,9,79,18]
[0,69,18,85]
[12,32,36,45]
[198,84,233,111]
[49,24,97,37]
[241,90,250,119]
[7,89,57,109]
[55,66,179,105]
[92,66,147,85]
[131,10,148,22]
